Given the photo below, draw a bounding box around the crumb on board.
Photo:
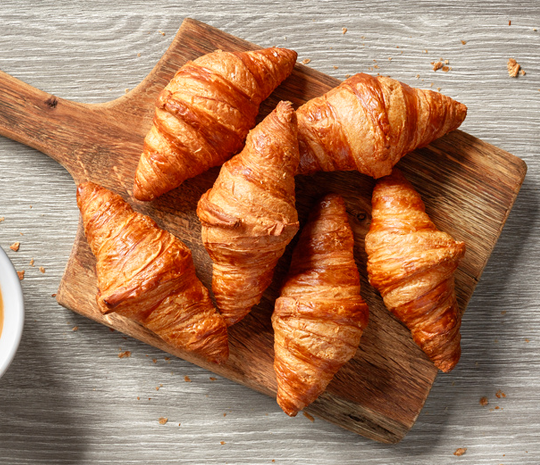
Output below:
[345,74,350,78]
[432,61,444,71]
[158,417,168,425]
[302,58,311,64]
[10,242,20,252]
[0,217,4,222]
[509,20,512,26]
[137,53,141,57]
[454,447,467,456]
[480,396,489,406]
[118,351,131,358]
[342,27,347,34]
[496,389,506,399]
[39,266,45,273]
[461,40,467,45]
[525,338,530,343]
[507,58,522,77]
[152,358,157,363]
[333,65,339,69]
[72,326,78,332]
[30,258,34,266]
[210,377,217,381]
[137,396,140,400]
[164,357,170,361]
[184,375,192,382]
[159,30,165,36]
[51,293,56,297]
[303,412,315,422]
[17,270,25,280]
[220,441,226,445]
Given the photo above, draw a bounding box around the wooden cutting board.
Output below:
[0,18,527,443]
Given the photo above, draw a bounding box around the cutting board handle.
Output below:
[0,70,95,170]
[0,68,156,184]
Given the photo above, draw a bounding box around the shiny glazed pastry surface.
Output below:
[134,47,297,201]
[77,182,229,364]
[272,193,369,416]
[296,73,467,178]
[365,169,465,372]
[197,101,300,326]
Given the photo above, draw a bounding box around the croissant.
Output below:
[77,182,229,364]
[364,169,466,372]
[296,73,467,178]
[197,101,300,326]
[272,193,369,416]
[133,47,298,201]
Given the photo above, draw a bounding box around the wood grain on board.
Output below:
[0,18,527,443]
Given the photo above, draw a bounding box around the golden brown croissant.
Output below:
[77,182,229,364]
[296,73,467,177]
[133,47,298,201]
[272,193,369,416]
[364,169,466,372]
[197,101,300,326]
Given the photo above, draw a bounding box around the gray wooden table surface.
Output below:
[1,1,539,464]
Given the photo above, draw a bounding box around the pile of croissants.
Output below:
[76,47,467,417]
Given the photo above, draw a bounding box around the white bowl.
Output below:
[0,245,24,378]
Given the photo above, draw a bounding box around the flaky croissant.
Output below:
[272,193,369,416]
[133,47,298,201]
[296,73,467,178]
[364,169,466,372]
[197,101,300,326]
[77,182,229,364]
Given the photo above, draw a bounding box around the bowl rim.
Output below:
[0,245,25,378]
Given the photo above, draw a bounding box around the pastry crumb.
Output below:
[30,258,34,266]
[17,270,25,280]
[508,20,512,26]
[303,412,315,422]
[118,350,131,358]
[159,30,165,36]
[480,396,489,406]
[10,242,20,252]
[184,375,191,382]
[333,65,339,69]
[152,358,157,363]
[220,441,226,445]
[342,27,347,34]
[454,447,467,456]
[496,389,506,398]
[51,293,56,297]
[507,58,521,77]
[72,326,79,332]
[39,266,45,273]
[432,61,443,71]
[210,377,217,381]
[158,417,168,425]
[164,357,170,361]
[302,58,311,64]
[461,40,467,45]
[0,217,4,222]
